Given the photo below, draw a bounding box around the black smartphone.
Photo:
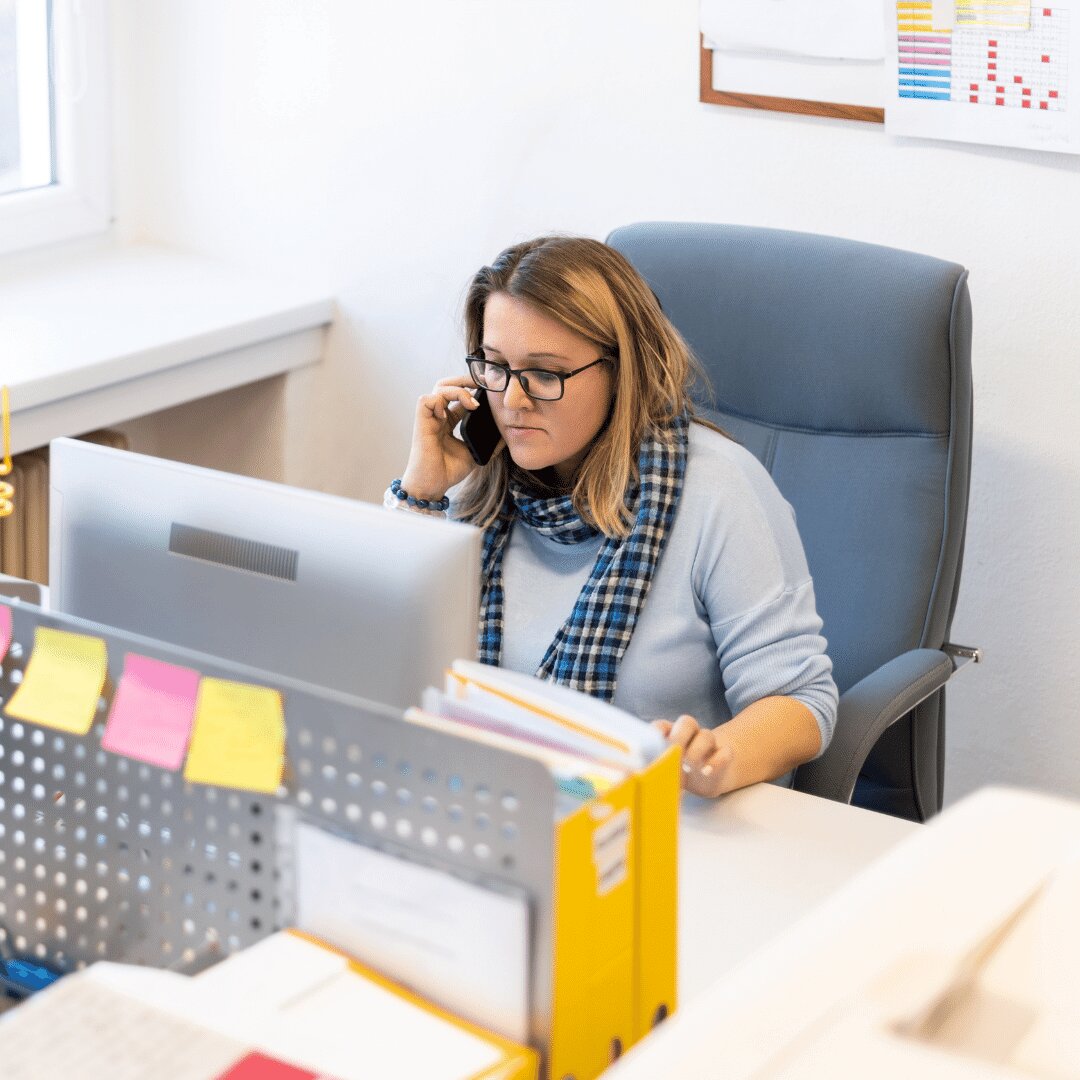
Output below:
[459,389,502,466]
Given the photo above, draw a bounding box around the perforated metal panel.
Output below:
[0,600,558,1048]
[0,637,279,973]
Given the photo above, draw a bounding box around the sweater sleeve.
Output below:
[709,579,838,754]
[691,461,838,756]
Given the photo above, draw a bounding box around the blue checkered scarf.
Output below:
[478,414,688,701]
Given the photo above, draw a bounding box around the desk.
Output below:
[616,787,1080,1079]
[170,779,914,1080]
[0,242,332,453]
[0,731,917,1077]
[678,783,918,1000]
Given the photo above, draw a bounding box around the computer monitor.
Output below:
[48,438,480,710]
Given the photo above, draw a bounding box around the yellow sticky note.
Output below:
[184,677,285,794]
[5,626,108,734]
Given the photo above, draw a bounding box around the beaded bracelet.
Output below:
[383,486,445,517]
[390,478,450,513]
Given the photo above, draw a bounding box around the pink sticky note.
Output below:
[215,1053,319,1080]
[101,653,201,770]
[0,604,12,663]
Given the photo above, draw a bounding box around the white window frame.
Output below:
[0,0,110,258]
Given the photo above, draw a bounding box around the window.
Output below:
[0,0,109,257]
[0,0,52,197]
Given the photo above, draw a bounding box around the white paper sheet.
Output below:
[701,0,886,61]
[269,969,505,1080]
[888,0,1080,154]
[196,929,349,1010]
[294,821,531,1043]
[708,47,885,108]
[195,932,514,1080]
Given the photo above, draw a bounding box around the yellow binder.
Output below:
[632,743,681,1039]
[439,662,681,1080]
[549,745,680,1080]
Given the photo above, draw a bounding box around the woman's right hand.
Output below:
[399,375,489,501]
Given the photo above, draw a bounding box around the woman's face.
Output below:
[480,292,615,486]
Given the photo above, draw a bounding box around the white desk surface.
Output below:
[0,242,333,453]
[678,783,919,1000]
[618,786,1080,1079]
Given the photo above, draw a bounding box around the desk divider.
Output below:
[0,598,677,1079]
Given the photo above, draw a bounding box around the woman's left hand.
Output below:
[652,715,734,798]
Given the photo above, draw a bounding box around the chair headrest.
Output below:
[607,222,970,435]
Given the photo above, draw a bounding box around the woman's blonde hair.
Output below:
[454,236,710,538]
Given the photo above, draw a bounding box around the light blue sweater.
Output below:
[497,423,838,756]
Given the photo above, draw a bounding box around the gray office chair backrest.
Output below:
[608,222,972,819]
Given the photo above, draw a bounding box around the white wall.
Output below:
[108,0,1080,807]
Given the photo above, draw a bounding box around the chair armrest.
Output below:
[794,648,954,805]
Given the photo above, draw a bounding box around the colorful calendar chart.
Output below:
[956,6,1068,110]
[957,1,1032,31]
[898,2,954,101]
[888,1,1080,153]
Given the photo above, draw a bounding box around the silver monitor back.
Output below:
[48,438,480,709]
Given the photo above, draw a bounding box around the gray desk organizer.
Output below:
[0,599,558,1053]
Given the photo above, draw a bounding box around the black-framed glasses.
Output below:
[465,354,609,402]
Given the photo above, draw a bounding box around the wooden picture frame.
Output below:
[699,35,885,124]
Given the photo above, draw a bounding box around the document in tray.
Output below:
[292,819,531,1044]
[441,659,664,770]
[267,962,511,1080]
[197,931,538,1080]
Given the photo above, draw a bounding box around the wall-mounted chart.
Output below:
[887,1,1080,153]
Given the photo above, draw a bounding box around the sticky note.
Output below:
[215,1052,318,1080]
[0,604,12,663]
[5,626,108,734]
[102,653,201,770]
[184,677,285,794]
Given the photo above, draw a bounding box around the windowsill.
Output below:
[0,241,334,454]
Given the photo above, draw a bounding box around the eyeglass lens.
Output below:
[468,358,564,400]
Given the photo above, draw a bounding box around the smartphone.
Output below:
[459,389,502,466]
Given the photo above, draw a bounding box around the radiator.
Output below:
[0,430,129,585]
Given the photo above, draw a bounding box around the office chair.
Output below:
[608,222,977,821]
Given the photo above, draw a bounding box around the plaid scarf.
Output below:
[478,415,688,701]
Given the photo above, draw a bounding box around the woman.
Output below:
[387,236,837,797]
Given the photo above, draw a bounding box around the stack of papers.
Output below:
[409,660,664,808]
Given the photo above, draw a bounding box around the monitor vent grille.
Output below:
[169,523,299,581]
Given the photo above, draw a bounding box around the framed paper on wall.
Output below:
[699,0,886,124]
